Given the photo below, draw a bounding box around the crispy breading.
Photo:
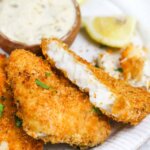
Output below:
[42,38,150,125]
[0,55,43,150]
[6,50,111,148]
[120,44,145,81]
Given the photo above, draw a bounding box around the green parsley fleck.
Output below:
[92,106,102,115]
[15,115,22,127]
[95,64,99,68]
[35,79,50,90]
[0,96,6,101]
[45,72,51,77]
[114,68,123,73]
[99,44,107,49]
[0,104,4,118]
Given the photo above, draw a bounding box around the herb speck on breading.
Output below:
[0,104,4,118]
[92,106,102,116]
[35,79,50,90]
[15,115,22,127]
[45,72,51,77]
[114,68,123,73]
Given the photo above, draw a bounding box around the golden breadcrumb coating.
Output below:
[42,38,150,125]
[6,50,111,148]
[0,54,43,150]
[120,44,145,81]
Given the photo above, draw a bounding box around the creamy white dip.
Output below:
[0,0,76,45]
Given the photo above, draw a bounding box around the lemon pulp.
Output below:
[77,0,85,5]
[84,16,136,48]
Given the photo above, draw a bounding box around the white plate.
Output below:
[1,0,150,149]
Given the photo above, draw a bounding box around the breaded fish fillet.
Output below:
[6,50,111,148]
[0,55,43,150]
[42,38,150,125]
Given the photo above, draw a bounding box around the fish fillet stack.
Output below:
[6,50,111,148]
[2,38,150,149]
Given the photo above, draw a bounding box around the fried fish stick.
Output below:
[42,38,150,125]
[0,55,43,150]
[6,50,111,148]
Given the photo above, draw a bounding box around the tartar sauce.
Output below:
[0,0,76,45]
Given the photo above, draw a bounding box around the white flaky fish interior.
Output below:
[46,41,116,113]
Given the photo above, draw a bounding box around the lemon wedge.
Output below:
[77,0,85,5]
[83,16,136,48]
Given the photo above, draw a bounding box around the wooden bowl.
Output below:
[0,0,81,54]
